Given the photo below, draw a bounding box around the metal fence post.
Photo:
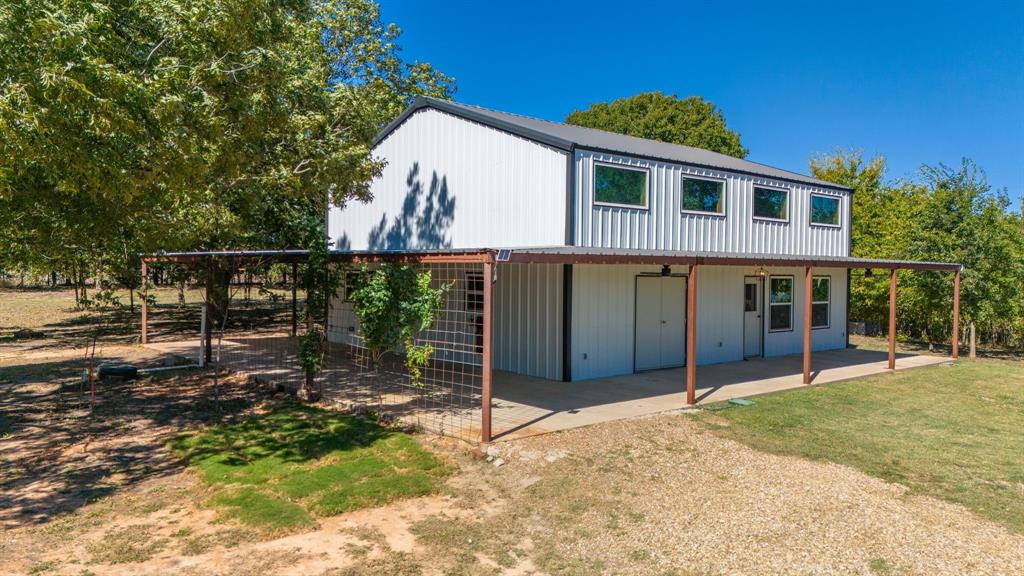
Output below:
[140,260,148,345]
[199,302,207,368]
[481,260,493,444]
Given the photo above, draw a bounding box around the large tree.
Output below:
[812,151,1024,349]
[565,91,748,158]
[0,0,454,300]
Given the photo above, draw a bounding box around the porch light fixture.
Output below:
[755,266,768,278]
[661,264,671,276]
[865,268,874,277]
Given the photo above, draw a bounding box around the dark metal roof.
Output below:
[501,246,962,271]
[375,97,853,192]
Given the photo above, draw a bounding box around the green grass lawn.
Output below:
[170,401,452,534]
[698,359,1024,534]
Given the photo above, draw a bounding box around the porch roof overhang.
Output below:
[141,249,311,264]
[140,248,495,265]
[142,247,962,272]
[499,246,963,272]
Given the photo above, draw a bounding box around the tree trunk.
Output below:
[204,264,232,365]
[80,271,88,306]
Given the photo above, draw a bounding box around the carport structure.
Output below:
[140,248,962,445]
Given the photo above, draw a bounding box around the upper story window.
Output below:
[594,162,648,208]
[753,186,789,221]
[682,176,725,215]
[810,194,841,227]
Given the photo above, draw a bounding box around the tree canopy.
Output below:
[0,0,454,300]
[565,91,748,158]
[811,151,1024,348]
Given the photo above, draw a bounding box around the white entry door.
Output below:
[635,276,687,371]
[743,277,763,358]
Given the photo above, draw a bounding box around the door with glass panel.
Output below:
[743,277,763,358]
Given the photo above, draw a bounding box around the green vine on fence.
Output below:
[349,264,450,387]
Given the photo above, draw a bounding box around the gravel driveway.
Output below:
[482,412,1024,575]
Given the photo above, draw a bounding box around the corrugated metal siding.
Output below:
[492,263,562,380]
[328,108,568,251]
[570,264,848,381]
[574,151,851,258]
[694,266,746,365]
[571,264,666,380]
[329,262,848,382]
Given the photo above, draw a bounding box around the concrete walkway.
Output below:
[490,348,951,440]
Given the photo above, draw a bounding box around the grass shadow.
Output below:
[170,401,451,533]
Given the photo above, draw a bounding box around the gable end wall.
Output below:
[328,108,568,251]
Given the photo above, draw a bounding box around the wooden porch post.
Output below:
[803,266,812,384]
[952,268,961,359]
[140,260,148,345]
[481,260,494,443]
[888,268,897,369]
[291,262,298,336]
[686,264,698,405]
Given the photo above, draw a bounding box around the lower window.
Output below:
[812,276,831,328]
[769,276,793,331]
[466,271,485,352]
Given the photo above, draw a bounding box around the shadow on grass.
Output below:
[169,401,451,533]
[0,367,258,528]
[170,401,390,470]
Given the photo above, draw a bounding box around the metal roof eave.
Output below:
[142,248,961,272]
[500,247,961,272]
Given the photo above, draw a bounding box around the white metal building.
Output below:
[137,97,963,444]
[326,97,950,388]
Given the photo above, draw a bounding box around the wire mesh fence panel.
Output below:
[144,263,305,370]
[143,259,487,445]
[196,264,311,394]
[325,262,485,444]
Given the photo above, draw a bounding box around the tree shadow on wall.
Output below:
[367,162,455,250]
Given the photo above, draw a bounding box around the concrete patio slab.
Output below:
[489,348,951,440]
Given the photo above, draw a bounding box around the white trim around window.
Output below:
[680,174,727,216]
[592,160,650,210]
[768,275,794,332]
[811,275,831,329]
[809,193,842,228]
[752,185,791,223]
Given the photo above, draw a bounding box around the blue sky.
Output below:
[381,1,1024,205]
